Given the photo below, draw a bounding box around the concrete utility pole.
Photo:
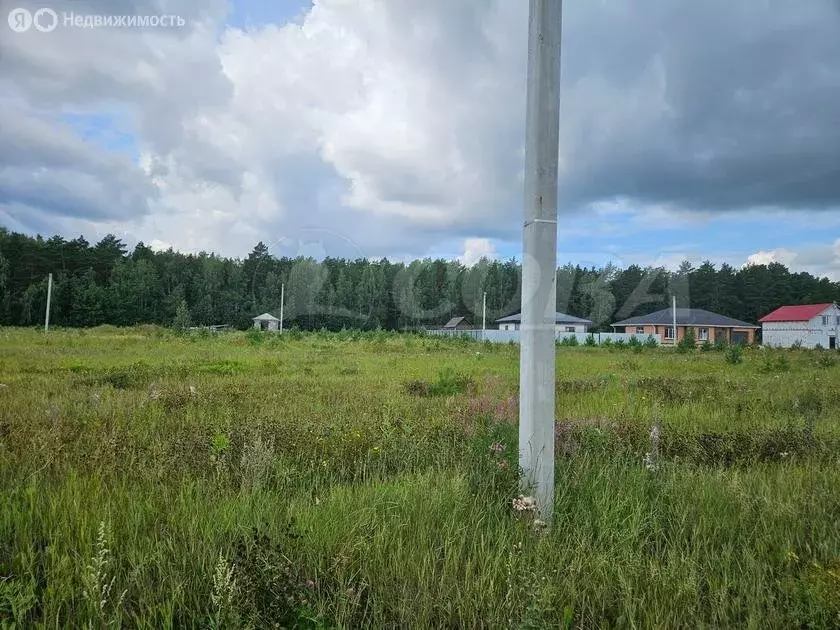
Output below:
[519,0,562,522]
[279,283,285,333]
[482,291,487,340]
[44,273,53,332]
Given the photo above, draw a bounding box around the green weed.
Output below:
[1,328,839,627]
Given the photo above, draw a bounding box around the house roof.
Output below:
[759,303,833,323]
[612,308,759,329]
[252,312,280,321]
[495,311,593,325]
[443,316,469,328]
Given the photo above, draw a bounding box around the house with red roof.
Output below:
[759,303,840,349]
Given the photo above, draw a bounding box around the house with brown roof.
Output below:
[759,303,840,349]
[611,307,759,346]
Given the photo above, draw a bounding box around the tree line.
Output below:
[1,228,838,331]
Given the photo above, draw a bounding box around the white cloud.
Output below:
[744,249,797,268]
[744,240,840,280]
[2,0,840,263]
[149,238,173,251]
[1,0,526,257]
[459,237,497,267]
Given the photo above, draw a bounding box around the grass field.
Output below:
[1,326,840,628]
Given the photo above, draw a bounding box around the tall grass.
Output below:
[1,327,839,627]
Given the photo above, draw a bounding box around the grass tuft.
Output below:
[1,328,839,627]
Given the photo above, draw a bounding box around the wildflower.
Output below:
[489,442,505,454]
[189,385,197,395]
[494,397,518,423]
[512,495,537,513]
[650,423,661,446]
[83,521,119,612]
[346,586,355,597]
[211,551,236,612]
[497,460,509,472]
[644,421,661,472]
[305,579,316,589]
[533,519,548,532]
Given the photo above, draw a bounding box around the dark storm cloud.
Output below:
[1,0,839,257]
[0,105,154,220]
[559,0,840,212]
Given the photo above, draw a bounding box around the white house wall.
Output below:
[498,323,588,332]
[427,329,661,345]
[554,324,588,333]
[762,304,840,348]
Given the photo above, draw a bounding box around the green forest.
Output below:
[1,227,838,330]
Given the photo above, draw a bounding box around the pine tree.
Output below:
[71,269,105,326]
[173,299,191,332]
[677,327,696,353]
[1,228,839,331]
[0,246,8,292]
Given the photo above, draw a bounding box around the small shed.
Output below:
[443,316,472,331]
[253,312,280,331]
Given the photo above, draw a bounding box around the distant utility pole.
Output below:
[672,295,677,346]
[280,283,285,333]
[482,291,487,340]
[44,273,53,332]
[519,0,562,522]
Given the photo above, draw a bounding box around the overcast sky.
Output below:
[2,0,840,277]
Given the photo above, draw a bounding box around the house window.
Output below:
[636,327,645,335]
[823,316,829,326]
[836,316,840,325]
[698,328,709,341]
[565,326,575,332]
[664,327,675,340]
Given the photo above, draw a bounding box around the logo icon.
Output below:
[34,7,57,32]
[8,7,32,32]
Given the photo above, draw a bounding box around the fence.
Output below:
[425,329,661,345]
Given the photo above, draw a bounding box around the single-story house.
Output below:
[759,303,840,349]
[252,312,280,331]
[611,308,759,345]
[495,311,592,333]
[442,316,473,331]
